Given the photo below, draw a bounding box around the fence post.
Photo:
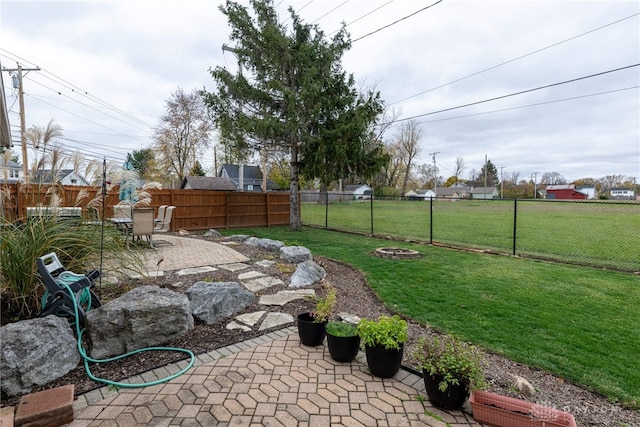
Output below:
[512,198,518,255]
[370,193,374,235]
[225,192,230,229]
[429,196,434,244]
[325,194,328,228]
[266,192,271,227]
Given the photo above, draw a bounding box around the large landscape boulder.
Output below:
[289,260,327,288]
[186,281,255,325]
[0,316,80,397]
[280,246,312,264]
[257,238,285,252]
[86,286,193,359]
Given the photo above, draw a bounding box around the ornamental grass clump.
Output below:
[0,215,141,318]
[413,334,488,392]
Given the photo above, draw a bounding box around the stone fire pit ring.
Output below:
[374,247,421,260]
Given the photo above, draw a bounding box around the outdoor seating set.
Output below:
[110,204,175,250]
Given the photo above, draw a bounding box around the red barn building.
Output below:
[545,185,588,200]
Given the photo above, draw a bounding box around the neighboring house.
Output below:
[344,184,373,199]
[219,164,272,192]
[0,159,22,182]
[449,182,471,189]
[405,189,433,200]
[470,186,499,199]
[435,187,469,199]
[32,169,91,186]
[545,184,588,200]
[415,189,437,199]
[610,187,635,200]
[575,185,596,200]
[180,176,237,191]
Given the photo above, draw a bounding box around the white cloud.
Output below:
[1,0,638,182]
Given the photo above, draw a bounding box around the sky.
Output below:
[1,0,639,185]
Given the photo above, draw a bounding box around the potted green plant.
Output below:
[412,334,487,410]
[297,283,336,346]
[357,315,408,378]
[325,321,360,362]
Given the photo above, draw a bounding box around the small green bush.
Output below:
[357,315,408,350]
[412,334,487,392]
[325,321,357,337]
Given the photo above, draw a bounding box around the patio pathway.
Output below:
[67,235,484,426]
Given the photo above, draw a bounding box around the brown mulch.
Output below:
[1,234,638,426]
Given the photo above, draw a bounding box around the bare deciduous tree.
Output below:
[395,120,422,196]
[154,87,212,187]
[454,156,466,185]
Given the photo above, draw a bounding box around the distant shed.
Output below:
[546,185,588,200]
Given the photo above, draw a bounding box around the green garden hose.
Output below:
[58,280,195,388]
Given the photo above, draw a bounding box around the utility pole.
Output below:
[499,166,505,199]
[429,151,439,196]
[3,63,40,184]
[531,172,539,199]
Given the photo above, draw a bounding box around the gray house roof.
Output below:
[181,176,237,191]
[32,169,90,186]
[219,164,276,191]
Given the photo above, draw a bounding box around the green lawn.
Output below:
[301,199,640,271]
[224,226,640,408]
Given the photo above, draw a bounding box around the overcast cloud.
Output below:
[1,0,638,184]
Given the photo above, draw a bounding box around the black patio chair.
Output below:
[37,252,102,329]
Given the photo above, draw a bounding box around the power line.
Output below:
[325,0,396,36]
[413,85,639,125]
[26,78,152,133]
[0,48,154,129]
[393,63,640,124]
[390,12,640,105]
[352,0,443,43]
[26,93,149,143]
[311,0,350,24]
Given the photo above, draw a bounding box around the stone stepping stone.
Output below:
[226,321,251,331]
[129,271,165,279]
[255,260,276,268]
[242,277,284,293]
[176,266,218,276]
[219,262,251,272]
[259,312,293,330]
[259,289,315,306]
[238,270,266,281]
[235,311,266,327]
[219,241,239,246]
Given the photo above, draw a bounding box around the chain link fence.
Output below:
[300,192,640,272]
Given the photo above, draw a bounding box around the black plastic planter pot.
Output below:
[422,372,469,410]
[297,313,326,346]
[326,332,360,362]
[364,344,403,378]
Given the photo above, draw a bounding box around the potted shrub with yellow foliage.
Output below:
[297,283,336,347]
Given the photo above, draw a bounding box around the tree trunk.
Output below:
[289,144,301,231]
[319,183,328,206]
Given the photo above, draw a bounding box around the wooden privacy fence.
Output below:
[1,183,291,231]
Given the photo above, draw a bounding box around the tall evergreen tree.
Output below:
[202,0,387,230]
